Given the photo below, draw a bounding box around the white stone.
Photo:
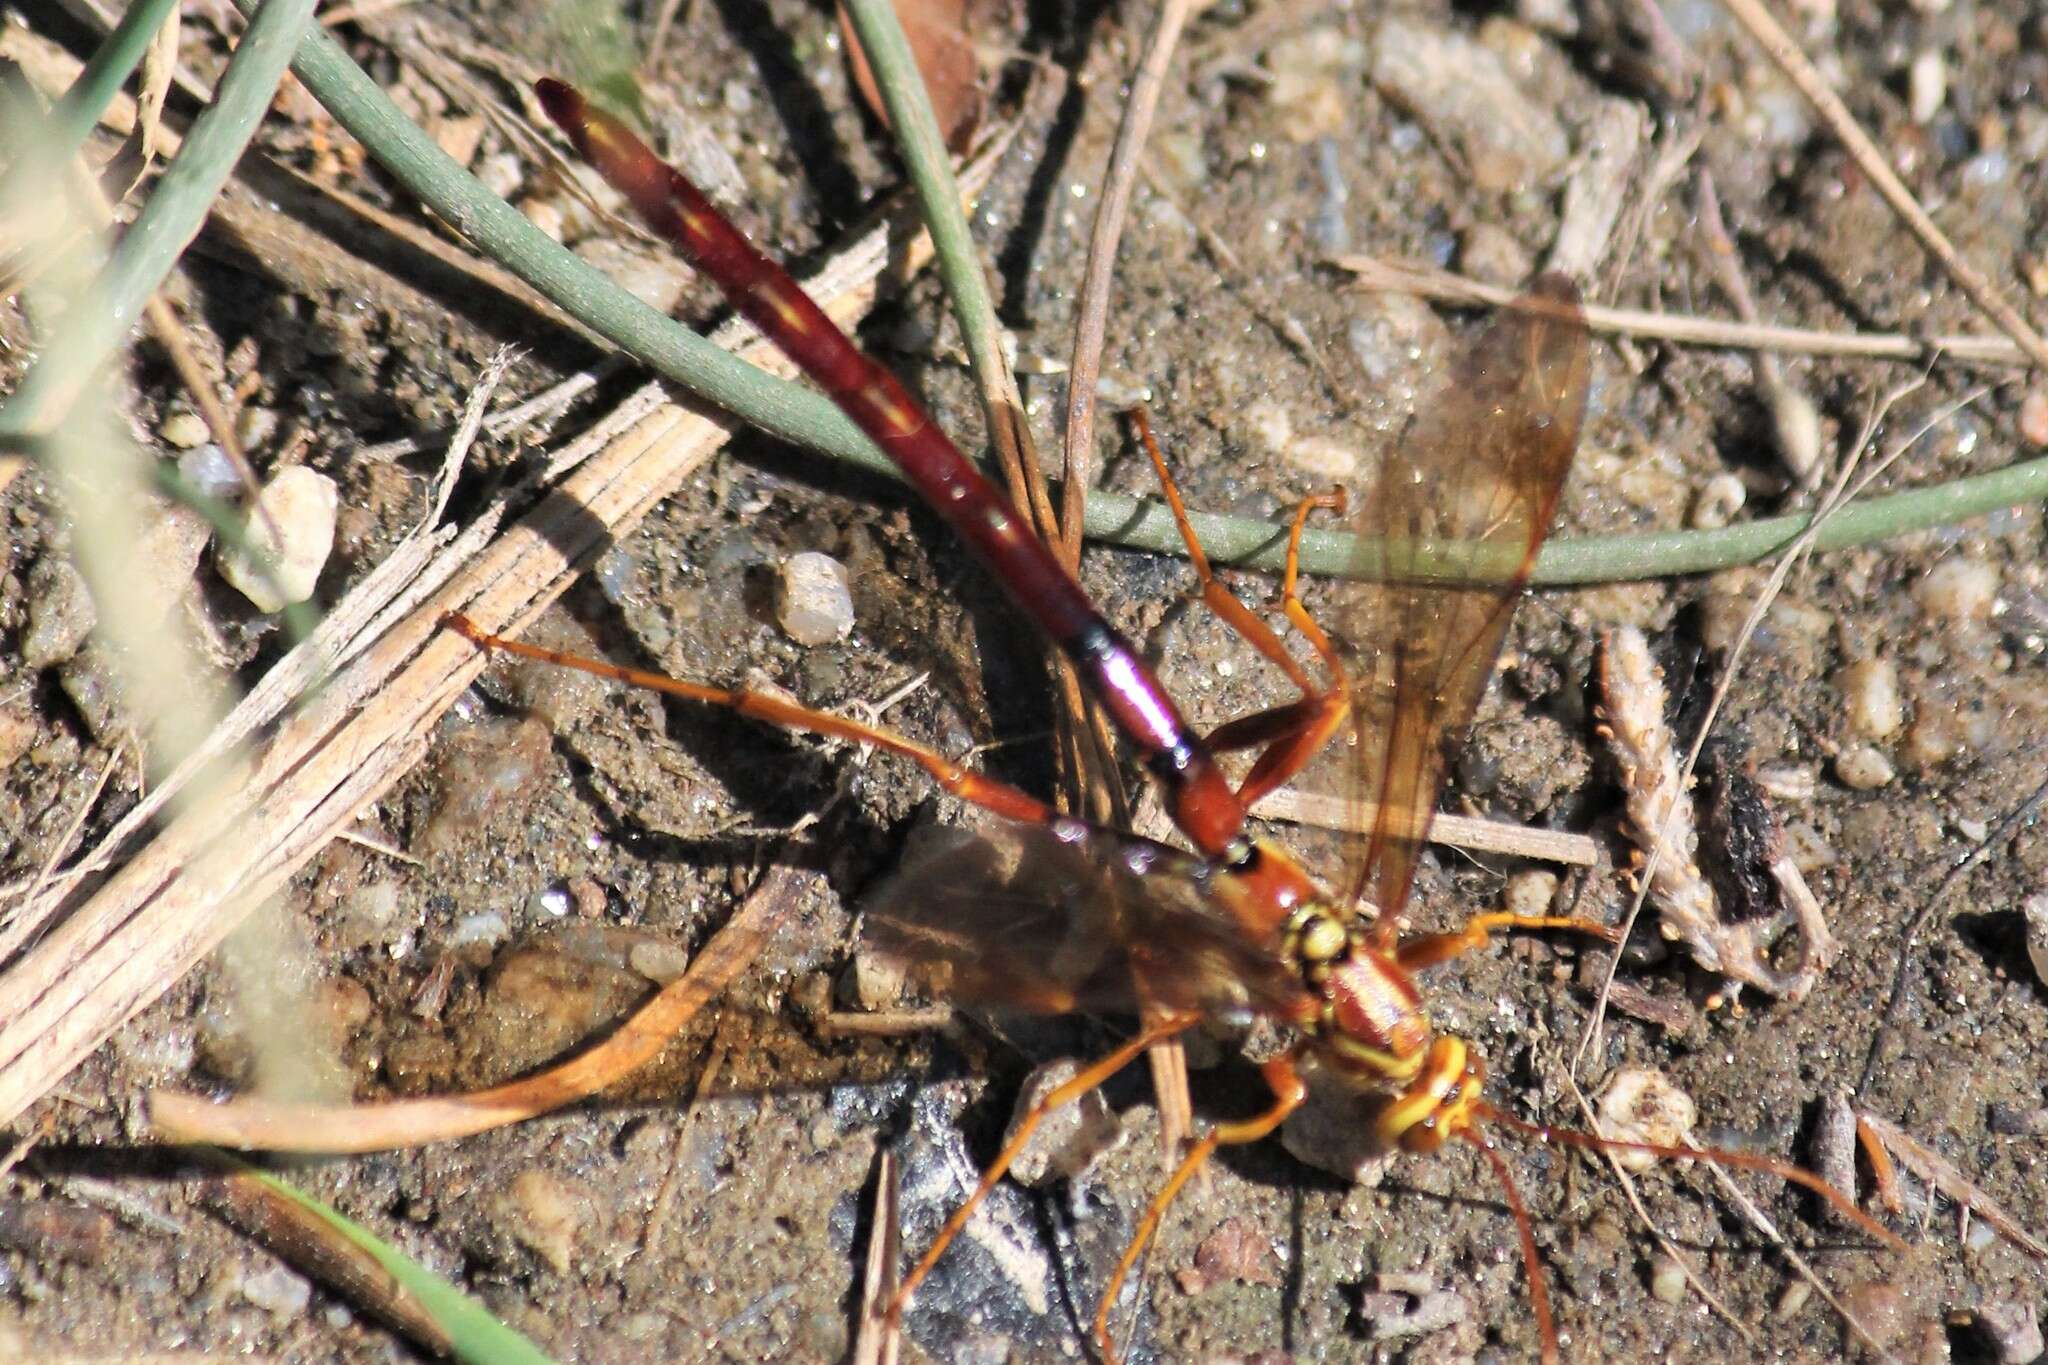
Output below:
[1837,657,1902,739]
[1914,556,1999,623]
[1834,744,1896,791]
[776,551,854,645]
[216,466,338,612]
[1908,49,1946,125]
[240,1264,312,1317]
[159,409,209,449]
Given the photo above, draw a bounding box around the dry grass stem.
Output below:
[1250,787,1598,866]
[1336,256,2030,366]
[851,1149,904,1365]
[1057,0,1196,564]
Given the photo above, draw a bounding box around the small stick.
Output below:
[1058,0,1198,566]
[850,1151,903,1365]
[817,1006,955,1040]
[1250,787,1598,866]
[1334,256,2028,365]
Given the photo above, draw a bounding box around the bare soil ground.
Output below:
[3,0,2046,1362]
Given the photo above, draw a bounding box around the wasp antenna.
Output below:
[1476,1102,1907,1253]
[1463,1129,1560,1365]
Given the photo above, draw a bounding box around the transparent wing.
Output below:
[1339,277,1590,934]
[864,818,1310,1024]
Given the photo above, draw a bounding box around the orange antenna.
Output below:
[1475,1100,1908,1252]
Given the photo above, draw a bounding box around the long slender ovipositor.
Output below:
[532,79,1251,858]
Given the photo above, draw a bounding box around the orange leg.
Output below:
[1396,910,1621,973]
[887,1012,1199,1319]
[442,613,1054,826]
[1125,409,1351,806]
[1093,1054,1309,1364]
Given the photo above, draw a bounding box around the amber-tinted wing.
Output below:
[864,818,1310,1025]
[1340,276,1589,938]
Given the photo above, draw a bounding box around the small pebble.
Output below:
[476,150,524,199]
[1459,222,1533,285]
[846,946,907,1011]
[533,882,574,918]
[239,1263,312,1317]
[1247,399,1293,456]
[1837,657,1903,739]
[1514,0,1578,38]
[1648,1253,1688,1305]
[177,443,242,501]
[235,405,280,454]
[1175,1216,1281,1295]
[493,1170,589,1275]
[1690,472,1747,529]
[1281,434,1358,481]
[519,196,565,242]
[1370,18,1568,193]
[1908,50,1946,125]
[134,502,214,615]
[1775,1277,1814,1321]
[1596,1068,1697,1172]
[1834,744,1896,791]
[776,551,854,645]
[627,938,691,984]
[1502,868,1558,919]
[216,466,338,612]
[1913,557,1999,624]
[58,645,126,744]
[1266,29,1356,143]
[449,910,510,950]
[1769,386,1823,484]
[2019,389,2048,447]
[158,409,210,450]
[22,557,97,670]
[1842,1280,1910,1354]
[1281,1085,1397,1185]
